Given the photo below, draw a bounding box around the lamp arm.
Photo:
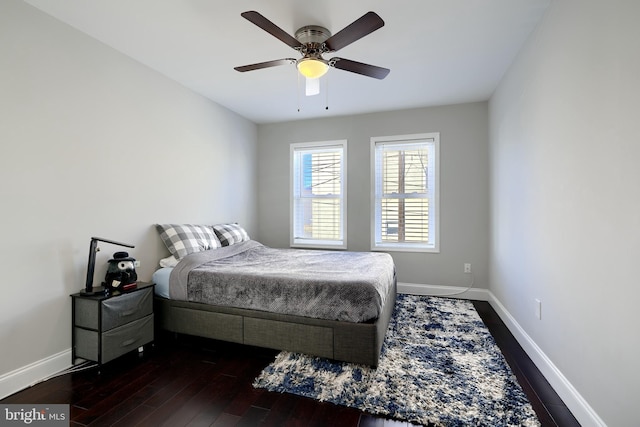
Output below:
[90,237,135,248]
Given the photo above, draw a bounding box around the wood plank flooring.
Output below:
[2,300,580,426]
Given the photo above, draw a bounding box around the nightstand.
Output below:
[71,282,155,365]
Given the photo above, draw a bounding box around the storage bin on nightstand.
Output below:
[71,282,155,364]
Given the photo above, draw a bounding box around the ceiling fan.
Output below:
[234,11,390,81]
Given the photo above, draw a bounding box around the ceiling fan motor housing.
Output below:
[295,25,332,59]
[295,25,331,45]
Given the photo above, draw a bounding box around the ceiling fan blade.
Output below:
[234,58,296,72]
[324,12,384,52]
[241,11,303,50]
[330,58,390,79]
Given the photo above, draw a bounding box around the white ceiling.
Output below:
[23,0,550,124]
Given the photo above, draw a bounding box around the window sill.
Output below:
[371,244,439,253]
[291,241,346,250]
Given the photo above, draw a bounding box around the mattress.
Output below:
[165,240,396,323]
[151,267,172,299]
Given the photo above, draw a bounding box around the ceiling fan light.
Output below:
[297,58,329,79]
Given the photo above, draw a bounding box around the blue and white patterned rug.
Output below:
[253,294,540,427]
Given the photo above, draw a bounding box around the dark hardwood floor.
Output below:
[2,300,580,427]
[471,301,580,427]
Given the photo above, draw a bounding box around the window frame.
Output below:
[370,133,440,253]
[290,139,347,249]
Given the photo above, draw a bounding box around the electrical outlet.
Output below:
[134,260,141,268]
[535,299,542,320]
[464,263,471,274]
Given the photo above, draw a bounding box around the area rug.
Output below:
[253,294,540,427]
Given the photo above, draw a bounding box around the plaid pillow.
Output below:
[212,223,250,246]
[156,224,221,259]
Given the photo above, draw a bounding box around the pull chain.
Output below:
[325,73,329,110]
[297,71,301,112]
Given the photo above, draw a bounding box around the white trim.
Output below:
[1,290,604,426]
[291,242,346,250]
[398,282,604,426]
[487,293,606,427]
[290,139,347,249]
[398,281,489,301]
[370,133,440,253]
[0,348,72,400]
[373,244,439,254]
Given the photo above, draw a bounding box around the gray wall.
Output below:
[489,0,639,425]
[257,103,489,289]
[0,0,257,384]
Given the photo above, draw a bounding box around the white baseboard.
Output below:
[398,281,490,301]
[0,349,72,400]
[1,290,604,426]
[487,294,606,427]
[398,281,604,427]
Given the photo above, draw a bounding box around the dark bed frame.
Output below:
[154,278,397,367]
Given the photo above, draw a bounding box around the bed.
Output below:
[152,224,397,367]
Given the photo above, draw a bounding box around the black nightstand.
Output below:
[71,282,155,365]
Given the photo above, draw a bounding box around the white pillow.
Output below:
[159,255,179,268]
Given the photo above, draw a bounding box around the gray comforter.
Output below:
[169,240,395,323]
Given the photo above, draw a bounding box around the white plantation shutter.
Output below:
[371,133,439,252]
[291,140,347,248]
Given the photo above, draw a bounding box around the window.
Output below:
[371,133,439,252]
[291,140,347,249]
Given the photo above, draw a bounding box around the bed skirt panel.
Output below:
[161,306,244,344]
[244,318,334,359]
[154,278,396,366]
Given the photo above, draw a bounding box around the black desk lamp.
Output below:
[81,237,135,295]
